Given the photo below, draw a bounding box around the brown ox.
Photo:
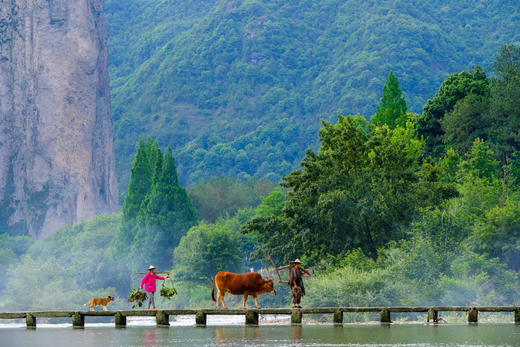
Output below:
[211,271,276,309]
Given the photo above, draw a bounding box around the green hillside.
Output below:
[2,46,520,310]
[104,0,520,196]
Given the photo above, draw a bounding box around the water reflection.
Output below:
[214,326,261,344]
[243,326,260,339]
[291,325,302,341]
[214,327,227,344]
[2,323,520,346]
[141,328,157,346]
[332,324,344,340]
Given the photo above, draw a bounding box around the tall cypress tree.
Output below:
[130,146,198,270]
[371,71,407,128]
[145,137,163,183]
[117,137,153,249]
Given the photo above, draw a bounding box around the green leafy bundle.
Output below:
[160,282,177,299]
[128,288,147,308]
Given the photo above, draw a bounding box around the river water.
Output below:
[1,316,519,346]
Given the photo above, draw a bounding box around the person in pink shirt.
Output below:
[140,265,170,310]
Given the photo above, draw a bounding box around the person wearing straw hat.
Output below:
[288,259,310,308]
[140,265,169,310]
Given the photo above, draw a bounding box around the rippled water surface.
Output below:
[1,319,519,347]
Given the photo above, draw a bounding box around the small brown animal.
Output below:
[211,272,276,309]
[84,296,114,311]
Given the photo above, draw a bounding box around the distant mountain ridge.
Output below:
[104,0,520,195]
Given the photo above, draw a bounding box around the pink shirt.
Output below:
[140,273,165,293]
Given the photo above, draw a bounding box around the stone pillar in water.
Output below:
[427,308,438,323]
[115,312,126,328]
[380,309,391,323]
[26,313,36,329]
[468,308,478,323]
[245,310,259,325]
[195,311,207,326]
[156,311,169,327]
[333,310,343,324]
[72,313,84,328]
[291,309,302,324]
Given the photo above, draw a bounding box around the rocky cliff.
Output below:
[0,0,118,238]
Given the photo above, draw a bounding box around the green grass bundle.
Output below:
[160,281,177,299]
[128,288,147,308]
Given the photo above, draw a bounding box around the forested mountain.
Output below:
[104,0,520,196]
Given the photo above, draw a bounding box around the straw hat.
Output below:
[148,265,156,270]
[294,259,302,264]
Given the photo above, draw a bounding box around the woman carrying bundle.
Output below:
[140,265,170,310]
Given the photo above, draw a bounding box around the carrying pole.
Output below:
[269,257,289,284]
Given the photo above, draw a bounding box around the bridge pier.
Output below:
[380,309,391,323]
[245,310,259,325]
[115,312,126,328]
[26,313,36,329]
[156,311,170,327]
[427,308,438,323]
[333,310,343,324]
[2,306,520,328]
[195,310,207,326]
[72,313,84,328]
[468,308,478,323]
[291,309,302,324]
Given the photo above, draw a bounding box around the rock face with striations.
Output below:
[0,0,118,238]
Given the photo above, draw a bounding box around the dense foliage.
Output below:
[241,46,520,307]
[2,45,520,312]
[173,209,254,283]
[0,215,122,310]
[116,137,198,271]
[0,234,33,292]
[242,117,457,263]
[104,0,520,194]
[418,45,520,161]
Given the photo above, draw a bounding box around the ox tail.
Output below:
[211,276,216,302]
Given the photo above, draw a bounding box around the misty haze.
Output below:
[1,0,520,346]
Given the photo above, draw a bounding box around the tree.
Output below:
[440,94,491,154]
[417,67,490,156]
[371,71,407,128]
[488,45,520,161]
[131,147,198,270]
[491,44,520,82]
[244,116,454,263]
[0,234,33,292]
[173,215,248,283]
[471,198,520,271]
[116,138,198,271]
[117,137,153,250]
[254,188,286,218]
[459,138,500,181]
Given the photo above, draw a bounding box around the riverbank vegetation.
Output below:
[1,45,519,311]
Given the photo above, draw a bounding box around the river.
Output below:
[1,316,519,346]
